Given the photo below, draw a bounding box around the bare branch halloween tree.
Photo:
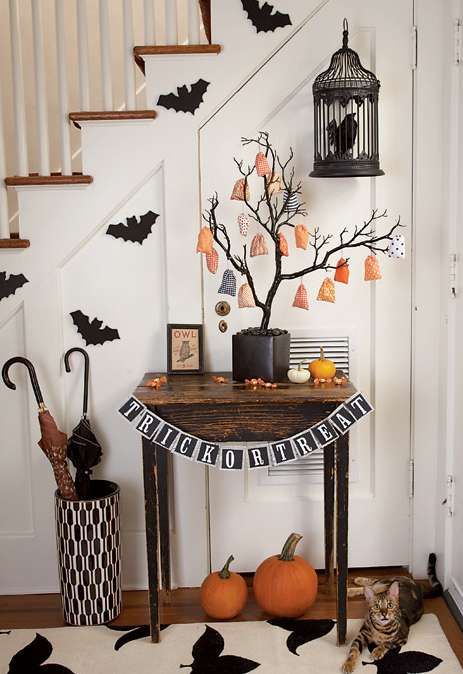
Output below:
[203,131,403,331]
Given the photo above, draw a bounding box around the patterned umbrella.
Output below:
[65,348,102,499]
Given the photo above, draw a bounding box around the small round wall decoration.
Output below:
[215,300,231,317]
[218,320,228,333]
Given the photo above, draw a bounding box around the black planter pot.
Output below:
[232,332,291,382]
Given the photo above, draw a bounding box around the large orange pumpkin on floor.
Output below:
[200,555,248,620]
[253,533,318,618]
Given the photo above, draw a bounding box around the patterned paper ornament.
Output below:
[238,282,256,308]
[334,257,350,284]
[266,173,282,197]
[283,189,299,213]
[388,234,406,258]
[364,254,382,281]
[317,277,336,303]
[250,233,268,257]
[218,269,237,296]
[255,152,271,177]
[295,224,309,250]
[230,178,250,201]
[279,232,289,257]
[237,212,250,236]
[196,226,213,254]
[292,282,309,310]
[206,247,219,274]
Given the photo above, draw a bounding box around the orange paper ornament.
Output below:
[292,282,309,310]
[238,283,256,308]
[206,247,219,274]
[255,152,271,177]
[279,233,289,257]
[230,178,250,201]
[317,277,336,303]
[250,233,268,257]
[265,173,282,197]
[334,257,350,284]
[364,254,382,281]
[196,226,213,254]
[295,224,309,250]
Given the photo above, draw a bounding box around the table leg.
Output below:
[324,443,335,586]
[336,434,349,646]
[142,438,160,643]
[156,444,171,593]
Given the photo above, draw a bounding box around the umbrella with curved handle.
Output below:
[64,347,89,417]
[2,357,77,500]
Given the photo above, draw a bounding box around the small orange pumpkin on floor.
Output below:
[253,533,318,618]
[200,555,248,620]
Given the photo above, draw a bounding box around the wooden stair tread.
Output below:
[5,173,93,186]
[0,238,30,249]
[69,109,157,129]
[133,44,221,74]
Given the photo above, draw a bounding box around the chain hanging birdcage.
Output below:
[310,19,384,178]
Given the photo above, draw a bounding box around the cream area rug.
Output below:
[1,615,461,673]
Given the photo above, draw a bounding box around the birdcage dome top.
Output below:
[313,20,380,94]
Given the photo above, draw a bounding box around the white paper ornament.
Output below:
[387,234,406,259]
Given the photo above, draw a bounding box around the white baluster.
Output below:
[99,0,113,110]
[165,0,178,45]
[188,0,200,44]
[31,0,50,176]
[55,0,72,174]
[144,0,155,44]
[9,0,28,176]
[76,0,90,110]
[122,0,136,109]
[0,83,9,239]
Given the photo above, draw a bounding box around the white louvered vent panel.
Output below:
[269,335,350,481]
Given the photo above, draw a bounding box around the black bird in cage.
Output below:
[327,113,358,157]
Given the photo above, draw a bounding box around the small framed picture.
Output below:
[167,324,204,375]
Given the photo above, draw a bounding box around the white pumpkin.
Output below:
[287,363,310,384]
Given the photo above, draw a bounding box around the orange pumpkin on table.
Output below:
[200,555,248,620]
[308,347,336,380]
[253,533,318,618]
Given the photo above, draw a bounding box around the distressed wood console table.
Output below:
[134,372,356,645]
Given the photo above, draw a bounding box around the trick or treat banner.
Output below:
[118,392,373,471]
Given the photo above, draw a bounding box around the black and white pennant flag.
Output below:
[330,405,357,435]
[196,441,220,466]
[154,422,180,450]
[270,439,297,465]
[220,448,244,470]
[173,433,198,460]
[118,396,145,422]
[345,392,374,420]
[291,428,319,457]
[247,445,271,469]
[135,409,163,439]
[311,418,339,447]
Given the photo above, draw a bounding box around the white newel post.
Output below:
[76,0,91,111]
[9,0,28,176]
[31,0,50,176]
[122,0,136,110]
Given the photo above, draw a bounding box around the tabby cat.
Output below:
[341,555,442,673]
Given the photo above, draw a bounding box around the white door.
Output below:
[201,0,413,571]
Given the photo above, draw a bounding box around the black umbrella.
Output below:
[65,348,102,499]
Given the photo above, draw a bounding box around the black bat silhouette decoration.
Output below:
[180,625,260,673]
[0,272,28,302]
[268,618,335,655]
[106,623,169,650]
[106,210,159,245]
[70,310,120,346]
[241,0,292,33]
[362,646,443,674]
[157,78,210,114]
[7,633,75,674]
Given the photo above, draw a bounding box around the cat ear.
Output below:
[388,581,400,598]
[364,586,375,603]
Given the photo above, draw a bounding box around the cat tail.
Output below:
[423,553,443,598]
[353,577,376,587]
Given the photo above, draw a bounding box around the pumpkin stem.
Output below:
[320,347,325,360]
[279,533,303,561]
[219,555,234,579]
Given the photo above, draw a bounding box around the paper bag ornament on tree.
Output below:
[218,269,237,296]
[279,233,289,256]
[206,247,219,274]
[283,189,299,213]
[230,178,250,201]
[238,283,256,308]
[387,234,406,258]
[317,277,336,303]
[237,212,250,236]
[255,152,271,177]
[266,173,282,196]
[196,226,213,254]
[250,233,268,257]
[364,254,382,281]
[292,282,309,310]
[334,257,350,284]
[295,224,309,250]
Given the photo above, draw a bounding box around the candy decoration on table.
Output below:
[196,226,214,254]
[279,233,289,257]
[266,173,282,197]
[295,224,309,250]
[317,277,336,303]
[387,233,406,258]
[206,247,219,274]
[292,282,309,310]
[250,233,268,257]
[238,282,256,308]
[364,254,382,281]
[237,212,250,236]
[334,257,350,284]
[218,269,237,296]
[283,189,299,213]
[255,151,271,177]
[230,178,250,201]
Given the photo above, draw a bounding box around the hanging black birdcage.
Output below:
[310,19,384,178]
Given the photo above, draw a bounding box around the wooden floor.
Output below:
[1,568,462,665]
